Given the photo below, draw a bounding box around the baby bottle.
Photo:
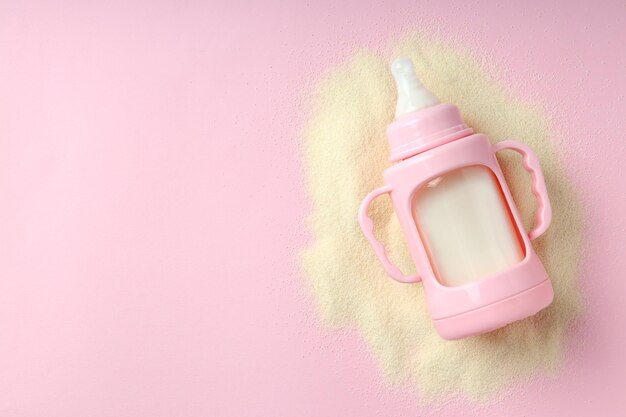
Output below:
[359,58,554,340]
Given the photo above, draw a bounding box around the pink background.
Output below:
[1,1,625,416]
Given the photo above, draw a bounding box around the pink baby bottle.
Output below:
[359,58,554,340]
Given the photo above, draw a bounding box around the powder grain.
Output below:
[301,33,583,403]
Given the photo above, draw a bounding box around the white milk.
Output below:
[412,165,525,287]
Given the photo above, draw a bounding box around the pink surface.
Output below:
[0,1,624,416]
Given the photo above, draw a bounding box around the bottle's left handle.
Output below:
[358,185,421,283]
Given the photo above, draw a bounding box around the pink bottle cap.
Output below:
[386,103,474,162]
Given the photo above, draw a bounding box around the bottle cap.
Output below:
[387,58,472,161]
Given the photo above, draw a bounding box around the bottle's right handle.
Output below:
[493,140,552,240]
[358,185,421,283]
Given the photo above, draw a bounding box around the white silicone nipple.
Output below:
[391,57,439,118]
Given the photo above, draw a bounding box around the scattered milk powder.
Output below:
[301,33,583,403]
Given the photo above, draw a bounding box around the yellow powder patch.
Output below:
[301,33,582,404]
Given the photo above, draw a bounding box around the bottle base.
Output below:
[432,279,554,340]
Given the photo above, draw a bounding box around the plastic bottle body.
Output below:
[412,165,525,287]
[360,132,553,339]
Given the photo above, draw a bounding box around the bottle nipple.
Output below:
[391,57,440,118]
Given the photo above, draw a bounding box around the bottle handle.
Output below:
[358,185,421,283]
[493,140,552,240]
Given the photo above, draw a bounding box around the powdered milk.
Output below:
[301,33,582,403]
